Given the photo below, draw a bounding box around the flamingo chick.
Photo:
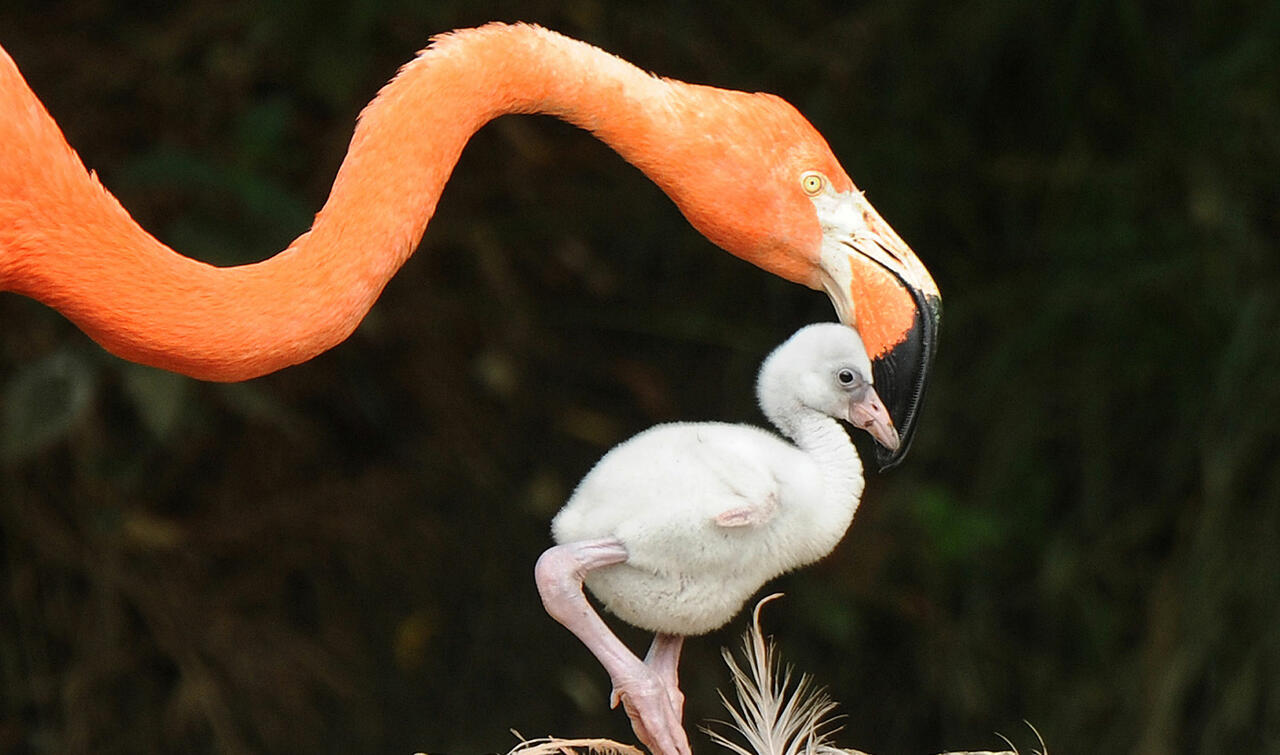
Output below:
[535,323,899,755]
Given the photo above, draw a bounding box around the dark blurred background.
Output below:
[1,1,1277,753]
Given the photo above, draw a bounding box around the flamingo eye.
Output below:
[801,172,826,196]
[837,368,857,386]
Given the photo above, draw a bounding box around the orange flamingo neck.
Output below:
[0,24,766,381]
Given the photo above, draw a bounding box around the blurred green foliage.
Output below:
[1,1,1277,754]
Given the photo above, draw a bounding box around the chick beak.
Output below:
[847,387,900,453]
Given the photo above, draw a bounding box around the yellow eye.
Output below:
[801,172,825,196]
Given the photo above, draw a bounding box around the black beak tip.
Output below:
[870,292,940,473]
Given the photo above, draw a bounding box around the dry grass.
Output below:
[504,736,646,755]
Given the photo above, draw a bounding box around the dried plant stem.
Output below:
[505,735,646,755]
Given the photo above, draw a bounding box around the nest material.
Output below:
[478,596,1043,755]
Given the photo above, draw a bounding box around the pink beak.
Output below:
[847,387,900,452]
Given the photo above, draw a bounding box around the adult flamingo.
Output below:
[0,22,938,467]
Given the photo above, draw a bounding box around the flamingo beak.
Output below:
[815,190,940,472]
[847,386,900,453]
[870,286,939,470]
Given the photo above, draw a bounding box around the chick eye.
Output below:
[837,368,857,386]
[801,172,826,196]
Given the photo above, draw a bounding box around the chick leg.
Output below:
[535,539,691,755]
[645,633,685,723]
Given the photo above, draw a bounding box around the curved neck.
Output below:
[0,24,708,380]
[766,400,865,511]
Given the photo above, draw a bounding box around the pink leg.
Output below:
[645,633,685,722]
[535,539,692,755]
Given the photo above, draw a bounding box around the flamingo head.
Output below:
[660,90,940,471]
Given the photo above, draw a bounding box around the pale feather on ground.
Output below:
[704,595,1046,755]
